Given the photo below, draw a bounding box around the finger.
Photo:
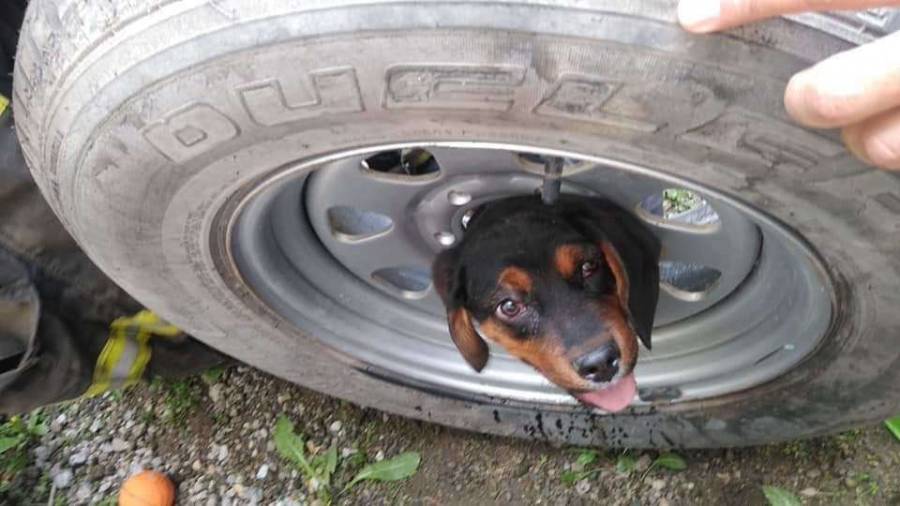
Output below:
[841,108,900,170]
[784,31,900,128]
[678,0,900,33]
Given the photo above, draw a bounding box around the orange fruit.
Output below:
[118,470,175,506]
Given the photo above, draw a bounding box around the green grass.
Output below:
[0,412,47,492]
[663,188,702,216]
[152,378,200,423]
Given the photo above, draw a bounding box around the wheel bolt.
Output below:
[447,190,472,206]
[460,209,476,230]
[435,231,456,246]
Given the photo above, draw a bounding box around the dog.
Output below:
[432,194,660,412]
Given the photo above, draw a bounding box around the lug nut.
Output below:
[435,231,456,247]
[447,190,472,206]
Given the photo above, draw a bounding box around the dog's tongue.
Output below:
[575,374,637,412]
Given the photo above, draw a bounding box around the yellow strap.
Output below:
[0,95,8,117]
[85,311,181,397]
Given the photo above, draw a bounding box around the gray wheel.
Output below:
[15,0,900,447]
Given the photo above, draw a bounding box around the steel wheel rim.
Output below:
[228,142,833,407]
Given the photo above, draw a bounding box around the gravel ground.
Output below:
[2,365,898,505]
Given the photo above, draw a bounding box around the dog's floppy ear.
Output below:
[432,248,489,372]
[570,205,660,350]
[600,240,655,350]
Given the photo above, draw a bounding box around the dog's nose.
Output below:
[574,343,620,382]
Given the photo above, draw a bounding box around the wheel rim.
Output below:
[228,142,833,407]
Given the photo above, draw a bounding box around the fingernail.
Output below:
[677,0,722,32]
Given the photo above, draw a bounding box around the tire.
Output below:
[14,0,900,448]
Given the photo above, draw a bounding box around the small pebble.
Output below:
[256,464,269,480]
[800,487,819,497]
[68,449,88,467]
[52,469,73,489]
[110,438,130,452]
[575,480,590,495]
[50,414,67,433]
[328,421,342,433]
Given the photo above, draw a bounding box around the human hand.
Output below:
[678,0,900,170]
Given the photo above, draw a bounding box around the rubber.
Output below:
[13,0,900,447]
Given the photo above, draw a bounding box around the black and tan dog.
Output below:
[433,195,660,412]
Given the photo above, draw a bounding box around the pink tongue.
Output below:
[575,374,637,412]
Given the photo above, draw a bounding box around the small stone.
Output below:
[110,438,130,452]
[328,421,342,433]
[192,460,203,472]
[807,469,821,479]
[52,469,73,489]
[684,482,696,490]
[89,420,102,433]
[209,384,224,404]
[33,446,49,461]
[651,479,666,491]
[341,448,356,458]
[131,422,147,438]
[375,450,385,462]
[575,480,591,495]
[208,444,229,462]
[256,464,269,480]
[800,487,819,497]
[50,414,67,432]
[658,499,671,506]
[845,477,858,488]
[635,454,653,472]
[75,483,92,501]
[245,487,262,503]
[68,449,89,467]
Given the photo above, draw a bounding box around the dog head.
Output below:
[432,195,660,412]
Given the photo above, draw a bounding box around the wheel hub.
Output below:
[230,142,833,406]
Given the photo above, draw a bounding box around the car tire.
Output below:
[14,0,900,447]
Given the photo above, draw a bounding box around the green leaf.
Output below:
[345,452,420,491]
[885,416,900,441]
[201,366,225,385]
[576,450,599,467]
[321,446,338,479]
[0,436,22,455]
[616,454,636,473]
[654,453,687,471]
[761,486,802,506]
[560,470,579,485]
[273,416,315,478]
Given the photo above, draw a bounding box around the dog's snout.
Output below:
[574,342,620,383]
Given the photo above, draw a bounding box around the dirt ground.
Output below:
[3,365,898,505]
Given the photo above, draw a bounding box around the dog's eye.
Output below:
[496,299,523,318]
[581,260,599,278]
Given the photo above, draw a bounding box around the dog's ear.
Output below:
[433,248,489,372]
[448,307,489,372]
[570,206,660,350]
[600,240,655,350]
